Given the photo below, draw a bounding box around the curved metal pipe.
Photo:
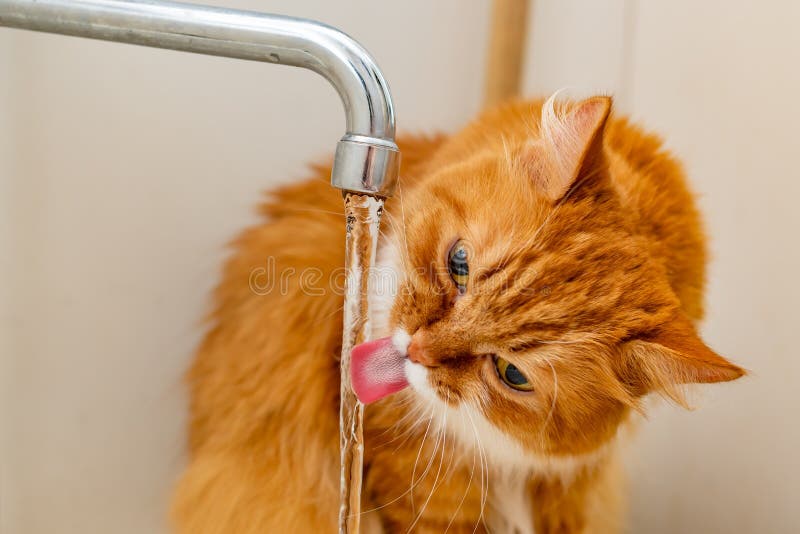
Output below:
[0,0,400,196]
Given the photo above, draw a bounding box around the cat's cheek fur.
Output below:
[405,346,617,485]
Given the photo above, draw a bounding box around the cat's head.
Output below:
[375,96,744,470]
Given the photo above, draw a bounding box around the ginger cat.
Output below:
[171,96,744,533]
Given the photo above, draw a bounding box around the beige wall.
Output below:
[625,3,800,532]
[2,1,797,533]
[2,25,22,533]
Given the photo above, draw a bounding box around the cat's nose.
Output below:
[407,331,439,367]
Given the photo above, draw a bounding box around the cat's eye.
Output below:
[447,240,469,293]
[494,356,534,392]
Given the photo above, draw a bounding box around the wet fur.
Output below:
[171,97,743,533]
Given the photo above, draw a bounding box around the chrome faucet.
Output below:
[0,0,400,197]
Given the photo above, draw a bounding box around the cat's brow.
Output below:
[473,259,511,284]
[508,340,542,353]
[504,320,570,341]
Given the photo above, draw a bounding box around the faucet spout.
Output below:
[0,0,400,196]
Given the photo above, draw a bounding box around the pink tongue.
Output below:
[350,336,409,404]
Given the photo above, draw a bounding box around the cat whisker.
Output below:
[463,403,489,534]
[396,178,413,269]
[383,212,413,272]
[395,395,438,452]
[389,423,425,453]
[371,395,415,441]
[375,398,430,451]
[444,408,478,533]
[441,422,460,482]
[380,216,405,268]
[406,397,449,533]
[318,304,344,323]
[409,401,442,514]
[356,403,437,517]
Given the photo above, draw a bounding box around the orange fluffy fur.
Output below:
[171,97,743,533]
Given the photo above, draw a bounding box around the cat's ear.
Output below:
[532,96,612,201]
[619,314,745,407]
